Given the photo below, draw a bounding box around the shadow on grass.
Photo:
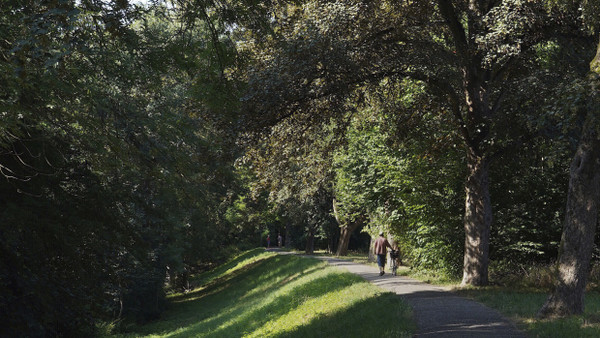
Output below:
[279,293,414,338]
[117,251,416,338]
[169,258,269,304]
[122,253,328,336]
[454,288,600,337]
[164,257,363,337]
[172,254,325,304]
[187,248,271,288]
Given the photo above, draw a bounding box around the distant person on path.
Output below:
[277,233,282,247]
[374,231,392,276]
[267,234,271,248]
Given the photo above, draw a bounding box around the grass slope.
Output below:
[112,248,415,337]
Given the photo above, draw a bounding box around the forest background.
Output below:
[1,0,599,336]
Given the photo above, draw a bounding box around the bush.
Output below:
[489,261,555,289]
[121,269,167,323]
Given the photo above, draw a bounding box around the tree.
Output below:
[241,113,341,253]
[242,0,568,285]
[539,0,600,316]
[332,108,408,256]
[0,0,244,334]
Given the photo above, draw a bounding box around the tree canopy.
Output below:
[2,0,600,334]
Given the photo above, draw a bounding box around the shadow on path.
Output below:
[311,255,525,338]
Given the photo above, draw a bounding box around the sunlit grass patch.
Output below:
[110,248,414,338]
[187,248,276,288]
[249,282,411,338]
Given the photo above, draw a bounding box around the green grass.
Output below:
[401,263,600,337]
[454,287,600,337]
[110,248,415,337]
[319,250,600,337]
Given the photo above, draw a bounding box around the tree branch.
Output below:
[436,0,469,57]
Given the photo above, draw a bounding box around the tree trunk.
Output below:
[285,222,291,247]
[305,227,315,254]
[590,37,600,74]
[538,115,600,317]
[368,236,376,263]
[461,149,492,286]
[332,199,363,256]
[456,48,493,286]
[538,36,600,318]
[335,221,361,256]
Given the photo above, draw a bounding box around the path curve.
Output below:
[311,254,525,338]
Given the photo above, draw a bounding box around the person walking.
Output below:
[374,231,392,276]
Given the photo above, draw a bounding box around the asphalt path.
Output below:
[289,251,526,338]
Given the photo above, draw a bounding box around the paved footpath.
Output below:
[313,256,526,338]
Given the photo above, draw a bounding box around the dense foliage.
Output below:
[0,1,246,335]
[1,0,599,334]
[239,0,598,275]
